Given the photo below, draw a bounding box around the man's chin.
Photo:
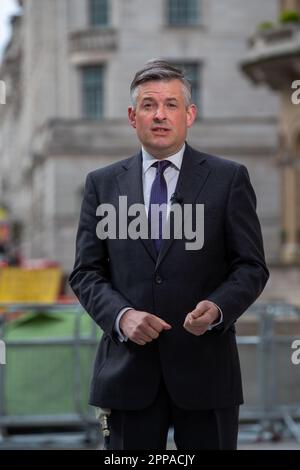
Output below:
[146,147,174,158]
[146,139,176,153]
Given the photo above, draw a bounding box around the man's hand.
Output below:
[120,309,172,346]
[183,300,220,336]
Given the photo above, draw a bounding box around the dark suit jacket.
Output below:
[69,143,269,411]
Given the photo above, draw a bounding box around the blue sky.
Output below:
[0,0,21,61]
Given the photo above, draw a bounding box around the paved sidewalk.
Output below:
[166,440,300,450]
[166,427,300,450]
[238,440,300,450]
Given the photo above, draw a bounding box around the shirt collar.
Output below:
[142,143,185,174]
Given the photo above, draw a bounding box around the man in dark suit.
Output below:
[69,60,269,450]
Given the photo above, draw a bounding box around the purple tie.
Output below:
[148,160,172,253]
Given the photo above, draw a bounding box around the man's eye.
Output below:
[143,103,152,109]
[168,103,177,108]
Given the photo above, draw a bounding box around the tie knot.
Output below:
[152,160,171,175]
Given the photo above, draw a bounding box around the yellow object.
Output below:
[0,268,62,303]
[0,207,8,221]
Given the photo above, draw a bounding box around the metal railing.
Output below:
[238,302,300,443]
[0,301,299,447]
[0,303,101,449]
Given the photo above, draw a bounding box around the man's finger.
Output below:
[148,315,172,332]
[190,303,210,319]
[195,310,212,321]
[138,326,156,342]
[183,323,208,336]
[189,310,212,327]
[184,318,209,332]
[143,324,160,340]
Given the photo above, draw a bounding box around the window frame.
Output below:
[81,64,105,119]
[88,0,110,27]
[165,0,201,27]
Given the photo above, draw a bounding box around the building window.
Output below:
[167,0,199,26]
[82,65,104,119]
[89,0,109,27]
[172,62,201,111]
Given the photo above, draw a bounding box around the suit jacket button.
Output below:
[155,275,163,284]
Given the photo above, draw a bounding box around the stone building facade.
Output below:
[242,0,300,302]
[1,0,288,299]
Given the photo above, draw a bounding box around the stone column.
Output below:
[279,88,300,262]
[281,0,300,12]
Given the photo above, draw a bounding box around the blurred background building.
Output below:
[242,0,300,265]
[0,0,299,302]
[1,0,300,449]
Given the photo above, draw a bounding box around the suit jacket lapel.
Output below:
[116,151,157,262]
[155,144,211,269]
[115,145,211,267]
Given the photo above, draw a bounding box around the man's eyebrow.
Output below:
[141,97,179,102]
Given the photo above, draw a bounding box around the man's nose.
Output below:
[153,105,167,121]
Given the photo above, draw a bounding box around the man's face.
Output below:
[128,79,197,158]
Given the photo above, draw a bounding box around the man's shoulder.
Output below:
[188,145,243,173]
[87,152,140,182]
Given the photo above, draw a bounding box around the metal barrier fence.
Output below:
[0,301,299,448]
[0,303,101,449]
[238,302,300,443]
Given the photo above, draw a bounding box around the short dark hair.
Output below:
[130,59,192,108]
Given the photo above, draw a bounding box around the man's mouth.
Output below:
[151,127,171,133]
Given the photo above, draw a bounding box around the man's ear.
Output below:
[186,104,198,128]
[128,107,137,129]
